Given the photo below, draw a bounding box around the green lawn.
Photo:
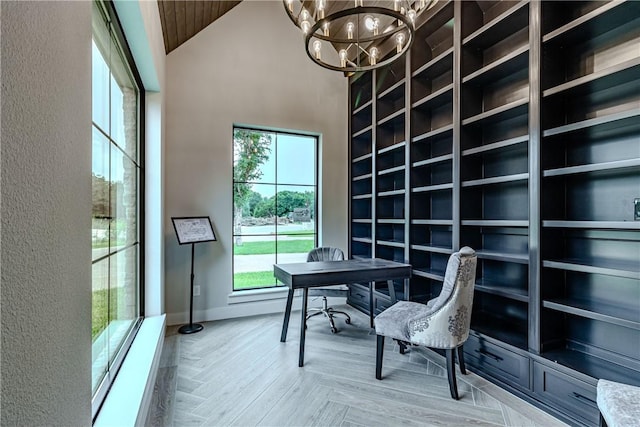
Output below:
[92,288,113,340]
[233,239,314,255]
[278,230,315,236]
[233,270,280,290]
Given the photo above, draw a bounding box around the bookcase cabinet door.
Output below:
[533,362,600,427]
[464,333,530,388]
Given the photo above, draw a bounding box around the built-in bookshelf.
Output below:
[348,1,640,426]
[535,2,640,424]
[460,0,531,353]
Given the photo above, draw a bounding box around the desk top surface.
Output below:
[273,258,412,287]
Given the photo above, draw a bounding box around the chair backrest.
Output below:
[307,247,344,262]
[408,246,477,348]
[429,246,476,313]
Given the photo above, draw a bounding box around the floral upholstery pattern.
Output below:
[375,247,477,349]
[448,306,469,341]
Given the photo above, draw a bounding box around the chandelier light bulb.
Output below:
[316,0,325,19]
[364,15,374,30]
[408,9,417,24]
[313,40,322,59]
[339,49,348,68]
[364,16,380,35]
[323,21,330,36]
[286,0,293,13]
[370,47,379,65]
[396,32,405,53]
[300,8,310,21]
[394,0,400,12]
[301,20,311,34]
[347,21,355,39]
[355,0,363,6]
[398,7,406,25]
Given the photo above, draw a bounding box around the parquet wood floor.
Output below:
[146,306,567,427]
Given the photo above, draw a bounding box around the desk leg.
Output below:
[387,279,397,304]
[369,282,374,328]
[299,287,309,367]
[281,287,294,342]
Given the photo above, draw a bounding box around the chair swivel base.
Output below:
[307,308,351,333]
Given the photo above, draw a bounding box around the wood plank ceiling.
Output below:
[157,1,242,54]
[157,1,433,56]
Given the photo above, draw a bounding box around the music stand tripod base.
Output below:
[178,323,203,334]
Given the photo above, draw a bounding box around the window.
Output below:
[91,0,143,418]
[233,127,318,291]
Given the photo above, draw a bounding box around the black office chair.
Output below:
[306,247,351,333]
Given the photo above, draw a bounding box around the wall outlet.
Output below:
[193,285,201,296]
[635,198,640,221]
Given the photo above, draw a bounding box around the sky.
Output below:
[237,132,317,197]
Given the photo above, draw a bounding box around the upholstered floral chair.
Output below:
[374,246,477,400]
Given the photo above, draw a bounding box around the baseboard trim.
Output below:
[166,296,346,326]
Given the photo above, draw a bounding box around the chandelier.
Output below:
[284,0,436,73]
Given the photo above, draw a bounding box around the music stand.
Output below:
[171,216,217,334]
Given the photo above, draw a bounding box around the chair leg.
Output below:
[326,309,351,324]
[446,348,459,400]
[305,310,323,320]
[376,335,385,380]
[600,413,608,427]
[457,345,467,375]
[327,313,338,334]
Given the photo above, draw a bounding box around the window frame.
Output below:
[91,0,145,420]
[232,125,319,291]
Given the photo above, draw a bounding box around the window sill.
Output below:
[93,314,166,427]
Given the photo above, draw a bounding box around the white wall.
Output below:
[164,0,349,323]
[1,1,93,424]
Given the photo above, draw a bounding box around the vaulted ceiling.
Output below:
[156,1,434,56]
[157,1,242,54]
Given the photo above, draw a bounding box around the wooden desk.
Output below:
[274,258,412,367]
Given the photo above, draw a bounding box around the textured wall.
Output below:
[164,0,348,322]
[1,1,92,424]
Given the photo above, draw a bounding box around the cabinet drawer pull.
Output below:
[474,349,503,362]
[572,392,596,405]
